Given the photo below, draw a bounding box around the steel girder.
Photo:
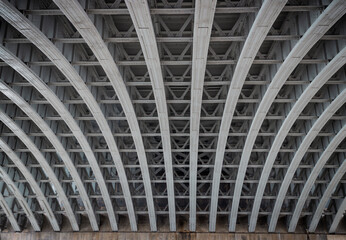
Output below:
[209,0,287,232]
[288,125,346,232]
[0,133,60,231]
[269,89,346,232]
[189,0,217,231]
[0,80,98,230]
[256,46,346,232]
[0,110,79,230]
[0,0,128,231]
[309,158,346,232]
[0,166,40,231]
[0,188,20,231]
[329,196,346,233]
[124,0,176,230]
[0,0,345,234]
[230,0,346,232]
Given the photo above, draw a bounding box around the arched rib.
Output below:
[269,89,346,232]
[125,0,179,231]
[0,0,135,231]
[0,138,60,231]
[288,125,346,232]
[0,81,98,231]
[0,188,20,231]
[52,0,156,230]
[251,47,346,232]
[0,110,79,230]
[0,167,40,231]
[208,0,287,232]
[309,158,346,232]
[0,45,121,231]
[229,0,346,231]
[0,46,129,231]
[329,197,346,233]
[180,0,217,231]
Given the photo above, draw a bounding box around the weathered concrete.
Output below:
[0,231,343,240]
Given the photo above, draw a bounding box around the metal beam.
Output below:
[0,0,131,231]
[1,97,342,105]
[3,35,345,44]
[6,80,344,87]
[3,130,342,138]
[0,110,79,230]
[0,45,122,231]
[0,209,336,216]
[229,0,346,232]
[53,0,156,231]
[251,47,346,232]
[22,5,326,16]
[288,125,346,232]
[269,89,346,232]
[188,0,216,232]
[2,147,344,154]
[0,139,60,231]
[21,193,345,200]
[0,189,20,231]
[208,0,287,232]
[125,0,176,231]
[0,167,40,231]
[23,178,346,183]
[0,81,99,231]
[3,178,345,185]
[0,0,344,233]
[329,197,346,233]
[4,163,342,170]
[0,59,329,67]
[49,194,345,200]
[309,159,346,232]
[0,115,343,123]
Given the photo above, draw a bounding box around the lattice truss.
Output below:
[0,0,344,234]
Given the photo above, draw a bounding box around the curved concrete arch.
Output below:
[250,47,346,232]
[0,110,79,230]
[288,125,346,232]
[229,0,346,231]
[0,138,60,231]
[0,81,98,231]
[125,0,180,231]
[329,197,346,233]
[0,167,40,231]
[52,0,157,230]
[269,89,346,232]
[0,0,135,231]
[0,189,20,231]
[0,45,129,231]
[205,0,288,232]
[309,158,346,232]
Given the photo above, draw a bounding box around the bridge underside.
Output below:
[0,0,345,235]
